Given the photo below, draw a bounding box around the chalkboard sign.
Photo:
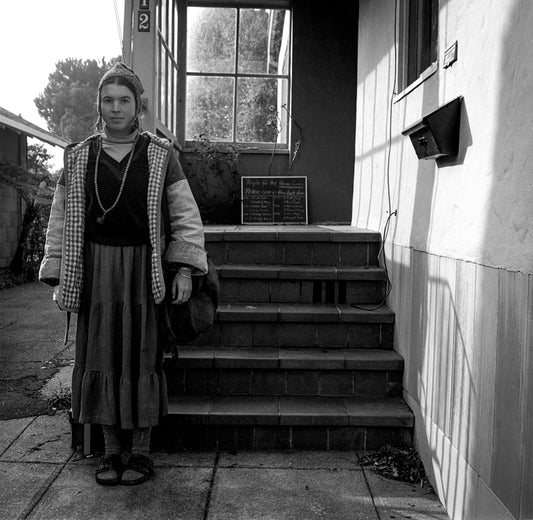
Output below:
[241,176,308,225]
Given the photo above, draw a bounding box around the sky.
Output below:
[0,0,125,169]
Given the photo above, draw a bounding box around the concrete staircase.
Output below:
[153,225,413,451]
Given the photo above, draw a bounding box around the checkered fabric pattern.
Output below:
[146,134,172,304]
[53,131,175,311]
[57,139,91,312]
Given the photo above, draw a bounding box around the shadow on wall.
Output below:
[353,0,531,518]
[400,1,533,519]
[436,102,472,168]
[480,0,533,518]
[389,245,477,518]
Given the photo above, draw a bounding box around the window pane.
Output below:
[186,76,234,141]
[160,46,167,124]
[239,9,290,75]
[236,77,288,143]
[187,7,236,73]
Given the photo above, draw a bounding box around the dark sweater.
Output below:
[85,136,150,245]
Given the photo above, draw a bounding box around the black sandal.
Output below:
[121,454,155,486]
[95,454,123,486]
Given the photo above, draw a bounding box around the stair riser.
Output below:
[207,241,381,267]
[190,322,394,349]
[151,423,412,451]
[220,279,386,304]
[72,422,412,452]
[166,368,403,398]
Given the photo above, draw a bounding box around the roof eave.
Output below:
[0,115,68,148]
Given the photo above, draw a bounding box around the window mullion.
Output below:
[184,4,291,146]
[233,8,240,143]
[187,71,288,79]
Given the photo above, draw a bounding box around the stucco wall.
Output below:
[353,1,533,519]
[353,0,533,274]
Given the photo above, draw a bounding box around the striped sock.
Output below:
[102,425,121,457]
[131,427,151,457]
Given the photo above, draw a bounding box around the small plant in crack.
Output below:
[47,383,72,412]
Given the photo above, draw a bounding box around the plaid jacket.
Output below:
[39,131,207,313]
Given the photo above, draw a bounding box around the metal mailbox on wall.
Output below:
[402,96,463,160]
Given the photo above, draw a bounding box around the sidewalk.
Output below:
[0,282,450,520]
[1,414,448,520]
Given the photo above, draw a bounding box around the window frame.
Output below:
[180,2,292,150]
[155,0,180,140]
[395,0,438,98]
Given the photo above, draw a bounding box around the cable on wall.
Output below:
[113,0,124,61]
[351,0,398,312]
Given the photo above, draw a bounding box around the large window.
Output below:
[397,0,438,93]
[185,6,291,146]
[156,0,179,136]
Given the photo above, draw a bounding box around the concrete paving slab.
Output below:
[208,467,378,520]
[29,463,212,520]
[364,468,450,519]
[151,450,217,468]
[0,388,50,420]
[0,416,33,454]
[67,451,218,469]
[0,413,72,463]
[0,461,60,520]
[218,450,359,470]
[0,360,52,380]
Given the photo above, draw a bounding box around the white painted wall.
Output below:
[353,1,533,519]
[353,0,533,275]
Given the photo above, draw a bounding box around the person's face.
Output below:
[100,83,137,136]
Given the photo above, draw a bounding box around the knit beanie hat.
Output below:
[97,62,145,115]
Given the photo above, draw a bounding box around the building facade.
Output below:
[124,1,533,518]
[0,108,67,268]
[353,1,533,519]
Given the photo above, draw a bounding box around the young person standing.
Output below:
[40,62,207,486]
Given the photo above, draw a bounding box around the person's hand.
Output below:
[172,269,192,304]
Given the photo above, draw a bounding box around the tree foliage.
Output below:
[35,57,120,142]
[0,148,54,206]
[27,144,54,177]
[0,145,56,278]
[186,8,288,143]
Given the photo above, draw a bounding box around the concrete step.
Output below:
[218,264,387,280]
[165,348,404,398]
[150,396,413,451]
[191,322,393,349]
[218,265,388,304]
[205,225,382,267]
[216,302,395,323]
[190,303,394,349]
[169,346,404,370]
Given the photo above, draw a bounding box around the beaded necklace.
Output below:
[94,133,139,224]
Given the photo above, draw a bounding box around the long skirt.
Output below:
[71,242,168,429]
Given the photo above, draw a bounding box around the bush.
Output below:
[183,135,244,224]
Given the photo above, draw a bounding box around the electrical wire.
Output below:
[351,0,398,312]
[112,0,124,60]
